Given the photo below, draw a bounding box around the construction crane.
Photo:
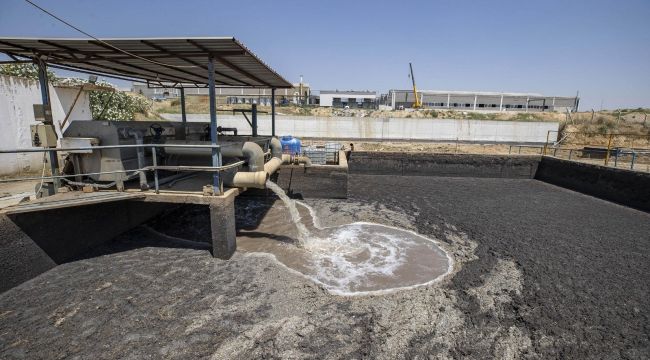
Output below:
[409,62,422,109]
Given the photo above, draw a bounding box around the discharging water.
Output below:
[236,181,453,295]
[265,180,310,246]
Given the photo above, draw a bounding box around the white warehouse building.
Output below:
[388,90,579,112]
[318,90,377,108]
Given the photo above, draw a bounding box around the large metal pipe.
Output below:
[264,157,283,175]
[221,169,268,189]
[164,139,286,189]
[166,140,265,172]
[241,141,264,171]
[269,137,282,159]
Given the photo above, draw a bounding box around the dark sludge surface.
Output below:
[0,175,647,359]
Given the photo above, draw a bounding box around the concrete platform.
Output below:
[0,187,241,293]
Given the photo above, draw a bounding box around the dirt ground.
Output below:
[0,175,648,359]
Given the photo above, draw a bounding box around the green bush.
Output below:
[0,63,57,81]
[1,64,151,120]
[90,90,151,120]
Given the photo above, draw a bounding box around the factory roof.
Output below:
[0,37,293,88]
[390,89,577,99]
[320,90,376,95]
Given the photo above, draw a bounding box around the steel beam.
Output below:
[36,60,60,192]
[251,103,258,137]
[271,88,276,137]
[207,56,222,193]
[179,87,187,140]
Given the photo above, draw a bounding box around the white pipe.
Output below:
[264,157,283,175]
[222,170,268,189]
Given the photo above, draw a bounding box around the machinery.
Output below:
[61,120,290,192]
[409,62,422,109]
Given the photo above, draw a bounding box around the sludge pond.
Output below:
[0,175,648,359]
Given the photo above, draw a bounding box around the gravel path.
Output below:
[0,176,648,359]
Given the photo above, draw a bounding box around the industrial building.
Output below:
[387,90,579,112]
[132,82,310,105]
[317,90,377,108]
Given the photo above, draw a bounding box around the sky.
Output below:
[1,0,649,110]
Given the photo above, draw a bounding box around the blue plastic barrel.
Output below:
[280,135,301,155]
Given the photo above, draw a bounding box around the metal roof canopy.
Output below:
[0,37,293,89]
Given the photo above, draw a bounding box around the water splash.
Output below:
[245,182,453,295]
[265,180,310,246]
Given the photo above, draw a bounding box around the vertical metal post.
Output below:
[499,94,503,111]
[614,150,619,167]
[604,133,613,166]
[152,146,159,193]
[208,56,222,193]
[36,60,60,192]
[271,88,276,137]
[543,130,551,155]
[179,87,187,140]
[553,147,558,157]
[569,149,573,160]
[525,96,529,112]
[251,103,258,137]
[630,152,636,170]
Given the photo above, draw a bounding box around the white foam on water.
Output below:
[259,181,453,296]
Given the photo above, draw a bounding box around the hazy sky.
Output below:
[1,0,649,110]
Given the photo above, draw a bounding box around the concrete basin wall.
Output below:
[349,152,540,179]
[535,157,650,212]
[0,200,171,293]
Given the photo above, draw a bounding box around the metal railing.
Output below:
[0,143,240,194]
[508,144,545,155]
[508,143,650,172]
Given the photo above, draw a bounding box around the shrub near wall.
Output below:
[0,64,151,121]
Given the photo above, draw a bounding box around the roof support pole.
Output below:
[251,103,258,137]
[207,56,222,194]
[178,87,187,140]
[271,88,276,137]
[36,59,60,192]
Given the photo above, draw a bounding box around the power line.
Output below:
[23,0,198,69]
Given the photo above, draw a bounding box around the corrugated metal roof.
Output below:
[0,37,293,88]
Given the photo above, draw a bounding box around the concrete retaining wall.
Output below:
[349,152,540,179]
[7,199,170,264]
[0,199,170,292]
[162,113,558,143]
[0,75,92,176]
[535,157,650,212]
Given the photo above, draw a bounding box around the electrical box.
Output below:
[30,124,57,147]
[33,104,53,122]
